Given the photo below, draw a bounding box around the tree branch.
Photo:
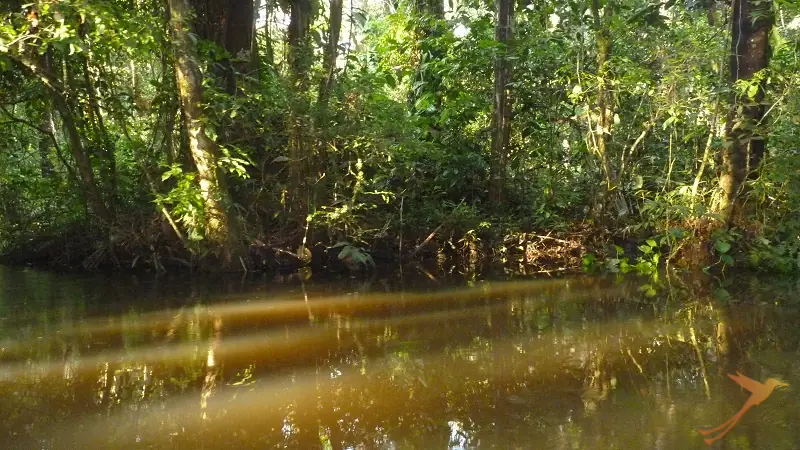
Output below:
[0,104,61,153]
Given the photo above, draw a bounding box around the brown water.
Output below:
[0,266,798,449]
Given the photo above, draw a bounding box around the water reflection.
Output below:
[0,266,798,449]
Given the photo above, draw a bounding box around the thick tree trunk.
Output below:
[226,0,255,90]
[187,0,253,94]
[488,0,514,205]
[168,0,245,269]
[716,0,773,222]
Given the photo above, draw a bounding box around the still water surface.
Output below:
[0,265,798,449]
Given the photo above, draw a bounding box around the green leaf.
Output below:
[646,239,657,248]
[338,245,355,260]
[668,228,685,239]
[715,240,731,254]
[747,83,759,99]
[713,288,731,302]
[721,254,734,265]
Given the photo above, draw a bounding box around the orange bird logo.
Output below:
[698,372,788,446]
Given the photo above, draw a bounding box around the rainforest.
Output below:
[1,0,799,275]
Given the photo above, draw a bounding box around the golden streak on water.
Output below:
[0,278,612,355]
[2,292,592,381]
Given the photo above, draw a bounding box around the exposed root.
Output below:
[499,230,589,273]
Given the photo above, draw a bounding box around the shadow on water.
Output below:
[0,265,799,449]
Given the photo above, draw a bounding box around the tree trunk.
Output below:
[8,8,110,224]
[38,107,55,178]
[593,0,613,188]
[263,0,275,68]
[226,0,255,90]
[588,0,624,218]
[78,42,118,214]
[250,0,262,78]
[168,0,245,269]
[287,0,314,218]
[408,0,445,121]
[318,0,343,107]
[488,0,514,205]
[52,92,111,223]
[177,105,195,170]
[159,38,179,167]
[38,48,55,179]
[187,0,253,94]
[716,0,773,223]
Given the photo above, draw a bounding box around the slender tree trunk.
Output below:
[488,0,514,205]
[38,49,55,179]
[168,0,245,269]
[318,0,343,107]
[263,0,275,68]
[79,53,117,214]
[287,0,313,217]
[314,0,344,205]
[588,0,625,217]
[52,92,111,223]
[8,8,109,223]
[38,108,55,178]
[250,0,262,78]
[593,0,613,188]
[716,0,773,222]
[160,46,179,166]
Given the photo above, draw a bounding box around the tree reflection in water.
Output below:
[0,266,798,449]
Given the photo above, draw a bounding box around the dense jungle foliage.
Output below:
[1,0,799,273]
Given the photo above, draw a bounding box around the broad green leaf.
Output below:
[715,240,731,254]
[747,84,759,99]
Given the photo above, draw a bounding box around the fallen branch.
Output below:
[526,266,575,275]
[414,263,438,282]
[529,233,576,246]
[407,198,465,260]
